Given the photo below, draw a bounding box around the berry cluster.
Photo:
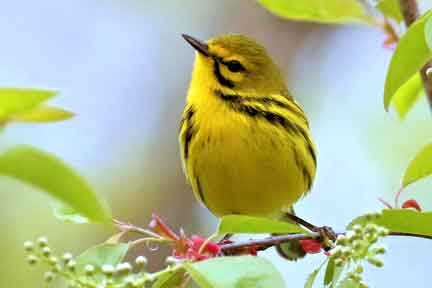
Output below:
[330,223,389,284]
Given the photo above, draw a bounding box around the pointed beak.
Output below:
[182,34,210,57]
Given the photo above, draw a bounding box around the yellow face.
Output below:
[183,34,287,96]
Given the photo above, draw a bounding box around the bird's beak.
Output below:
[182,34,210,57]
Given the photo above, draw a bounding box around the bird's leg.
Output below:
[284,213,337,250]
[218,233,233,244]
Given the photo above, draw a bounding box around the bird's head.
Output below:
[183,34,287,96]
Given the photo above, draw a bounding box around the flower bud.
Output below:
[37,237,48,247]
[355,264,364,274]
[367,256,384,267]
[49,256,58,265]
[24,241,34,252]
[26,255,38,265]
[116,262,132,275]
[42,247,51,257]
[44,271,55,282]
[101,264,115,276]
[372,245,387,255]
[66,260,76,271]
[135,256,148,268]
[62,252,73,263]
[84,264,95,276]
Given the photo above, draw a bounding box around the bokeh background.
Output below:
[1,0,432,287]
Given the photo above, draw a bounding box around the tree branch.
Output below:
[399,0,432,110]
[219,230,432,255]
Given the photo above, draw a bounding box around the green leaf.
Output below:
[304,260,327,288]
[384,11,432,110]
[51,201,89,224]
[75,243,129,281]
[324,257,335,286]
[256,0,370,24]
[76,243,129,267]
[0,88,56,119]
[183,256,285,288]
[152,269,187,288]
[392,73,424,119]
[403,143,432,187]
[424,15,432,50]
[9,105,74,123]
[218,215,309,235]
[0,145,110,222]
[349,209,432,237]
[376,0,403,22]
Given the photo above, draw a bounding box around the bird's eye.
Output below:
[225,60,245,72]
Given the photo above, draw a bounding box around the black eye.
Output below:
[225,60,245,72]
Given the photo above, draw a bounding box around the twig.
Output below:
[399,0,432,110]
[220,230,432,254]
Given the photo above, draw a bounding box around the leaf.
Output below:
[217,215,309,235]
[0,145,110,222]
[75,243,129,281]
[384,11,432,110]
[9,105,74,123]
[349,209,432,237]
[183,256,285,288]
[304,260,327,288]
[324,257,335,286]
[152,269,187,288]
[424,15,432,50]
[392,73,424,119]
[0,88,56,119]
[256,0,370,24]
[51,201,89,224]
[403,143,432,187]
[376,0,403,22]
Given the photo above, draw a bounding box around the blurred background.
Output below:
[1,0,432,286]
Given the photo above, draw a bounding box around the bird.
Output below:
[179,34,317,259]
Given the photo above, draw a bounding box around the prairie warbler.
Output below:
[179,34,317,258]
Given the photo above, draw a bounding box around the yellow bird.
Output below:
[179,34,317,258]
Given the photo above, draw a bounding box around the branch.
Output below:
[219,230,432,255]
[399,0,432,110]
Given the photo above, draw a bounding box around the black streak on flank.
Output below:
[196,176,207,206]
[183,107,196,159]
[293,149,312,191]
[213,61,235,88]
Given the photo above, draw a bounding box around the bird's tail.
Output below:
[274,207,307,261]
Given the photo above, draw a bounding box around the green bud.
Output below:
[84,264,95,276]
[367,256,384,267]
[26,255,38,265]
[66,260,76,272]
[116,262,132,275]
[377,227,389,237]
[372,245,387,255]
[49,256,58,265]
[101,264,115,276]
[352,240,363,250]
[355,265,364,274]
[44,271,55,282]
[334,258,344,267]
[24,241,34,252]
[135,256,148,269]
[37,236,48,247]
[42,247,51,257]
[62,252,73,263]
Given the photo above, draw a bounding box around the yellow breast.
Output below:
[179,84,316,218]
